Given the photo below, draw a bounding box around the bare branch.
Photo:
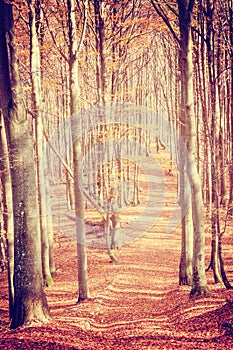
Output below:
[77,0,88,53]
[42,7,68,62]
[150,0,179,43]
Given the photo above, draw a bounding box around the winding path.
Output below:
[44,151,232,349]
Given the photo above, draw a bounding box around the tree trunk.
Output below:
[0,113,14,316]
[67,0,89,302]
[94,0,106,104]
[28,0,53,287]
[177,0,209,296]
[179,176,193,285]
[0,0,51,328]
[228,2,233,212]
[178,51,193,287]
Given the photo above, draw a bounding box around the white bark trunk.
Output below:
[28,0,53,286]
[67,0,89,301]
[177,0,209,296]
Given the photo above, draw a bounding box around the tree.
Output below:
[0,112,14,316]
[28,0,54,286]
[177,0,209,296]
[150,0,194,287]
[0,0,51,328]
[67,0,89,302]
[191,0,233,289]
[150,0,209,295]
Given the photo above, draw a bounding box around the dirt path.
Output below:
[1,152,233,349]
[1,228,233,349]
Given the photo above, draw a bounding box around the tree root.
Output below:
[190,285,210,298]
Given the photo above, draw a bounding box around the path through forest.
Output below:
[1,151,233,349]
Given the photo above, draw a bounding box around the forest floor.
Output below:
[1,150,233,349]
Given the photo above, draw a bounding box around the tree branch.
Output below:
[150,0,179,43]
[42,7,68,62]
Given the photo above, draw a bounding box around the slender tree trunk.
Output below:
[178,49,193,286]
[177,0,209,296]
[0,113,14,316]
[228,2,233,211]
[179,163,193,285]
[94,0,106,104]
[28,0,53,287]
[67,0,89,302]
